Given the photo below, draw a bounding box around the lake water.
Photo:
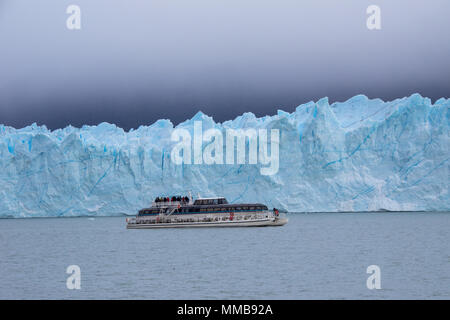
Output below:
[0,212,449,299]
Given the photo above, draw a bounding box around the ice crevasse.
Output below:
[0,93,448,217]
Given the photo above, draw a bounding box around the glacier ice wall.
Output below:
[0,93,448,217]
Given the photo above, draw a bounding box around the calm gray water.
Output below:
[0,212,449,299]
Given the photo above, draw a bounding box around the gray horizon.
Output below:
[0,0,449,130]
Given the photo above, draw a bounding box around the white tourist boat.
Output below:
[126,196,287,229]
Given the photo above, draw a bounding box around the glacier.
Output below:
[0,93,448,218]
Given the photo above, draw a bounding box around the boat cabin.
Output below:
[194,197,228,205]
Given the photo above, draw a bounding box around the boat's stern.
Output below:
[270,216,288,226]
[126,217,137,229]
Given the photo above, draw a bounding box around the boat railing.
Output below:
[164,207,178,216]
[126,217,137,224]
[128,213,275,225]
[152,200,189,207]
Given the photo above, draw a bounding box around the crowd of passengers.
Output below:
[155,196,190,203]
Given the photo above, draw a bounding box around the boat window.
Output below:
[249,206,255,210]
[242,206,248,210]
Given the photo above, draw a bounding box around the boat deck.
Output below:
[127,217,287,229]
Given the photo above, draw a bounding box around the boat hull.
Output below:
[127,217,287,229]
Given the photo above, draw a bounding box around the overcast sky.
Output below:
[0,0,449,130]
